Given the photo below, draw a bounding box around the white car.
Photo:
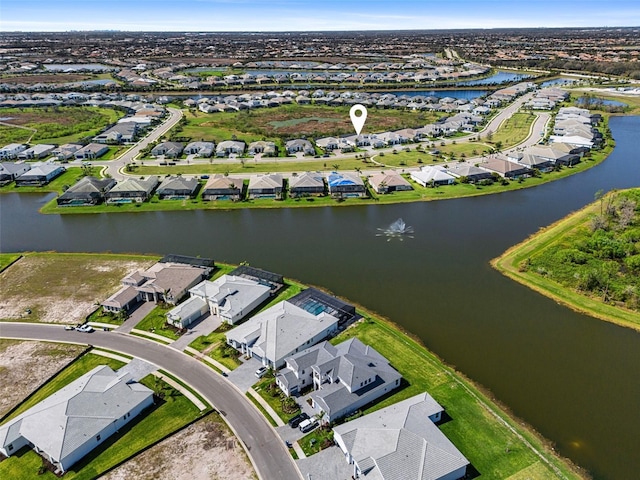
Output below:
[75,324,94,333]
[255,366,268,378]
[299,418,318,433]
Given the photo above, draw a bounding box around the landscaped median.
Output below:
[492,188,640,331]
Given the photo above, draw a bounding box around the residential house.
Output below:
[202,174,243,201]
[481,156,532,179]
[548,135,594,149]
[327,172,366,198]
[184,141,215,158]
[53,144,82,161]
[247,141,277,157]
[0,365,153,475]
[285,139,315,155]
[151,141,184,158]
[15,164,65,186]
[508,152,554,172]
[188,275,271,324]
[526,145,581,166]
[128,262,208,305]
[105,176,159,203]
[17,144,55,160]
[367,171,413,194]
[276,338,402,423]
[56,176,116,206]
[166,296,209,328]
[0,143,26,160]
[94,123,137,144]
[444,162,494,183]
[247,174,284,199]
[0,162,30,185]
[74,143,109,160]
[333,392,469,480]
[410,166,456,186]
[216,140,245,157]
[156,176,199,199]
[226,300,340,369]
[289,172,325,197]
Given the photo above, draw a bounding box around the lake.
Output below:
[2,116,640,479]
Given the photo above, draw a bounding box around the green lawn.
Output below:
[299,426,335,457]
[245,392,279,428]
[0,365,203,480]
[327,316,581,479]
[489,112,537,146]
[86,308,125,326]
[134,304,182,340]
[0,253,22,273]
[253,375,301,424]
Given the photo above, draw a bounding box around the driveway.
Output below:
[226,356,263,393]
[116,301,155,334]
[170,312,222,351]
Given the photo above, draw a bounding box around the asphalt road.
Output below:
[94,107,184,180]
[0,323,302,480]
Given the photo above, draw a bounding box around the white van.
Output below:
[298,419,318,433]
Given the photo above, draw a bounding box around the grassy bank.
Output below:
[330,315,583,479]
[492,189,640,331]
[39,144,612,215]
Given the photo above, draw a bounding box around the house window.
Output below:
[7,444,13,451]
[302,380,305,385]
[301,370,305,375]
[96,435,101,441]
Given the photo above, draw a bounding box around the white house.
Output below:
[0,365,153,474]
[226,300,339,369]
[0,143,26,160]
[410,166,456,186]
[333,392,469,480]
[189,275,271,325]
[276,338,402,423]
[166,296,209,328]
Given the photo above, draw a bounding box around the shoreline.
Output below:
[0,251,586,479]
[491,189,640,332]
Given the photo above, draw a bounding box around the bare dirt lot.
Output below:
[103,415,256,480]
[0,74,92,85]
[0,340,85,417]
[0,253,156,323]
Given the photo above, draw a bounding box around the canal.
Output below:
[1,116,639,479]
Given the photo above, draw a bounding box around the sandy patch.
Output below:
[0,254,155,324]
[0,340,85,417]
[103,415,256,480]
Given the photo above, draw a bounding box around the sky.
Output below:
[1,0,639,32]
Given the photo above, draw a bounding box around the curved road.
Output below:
[95,107,184,180]
[0,323,302,480]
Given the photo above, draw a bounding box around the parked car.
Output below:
[298,418,318,433]
[64,325,74,331]
[288,412,309,429]
[255,366,268,378]
[75,324,94,333]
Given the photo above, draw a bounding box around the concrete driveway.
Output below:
[226,356,263,393]
[170,313,222,351]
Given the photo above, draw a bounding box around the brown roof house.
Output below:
[202,174,243,201]
[368,171,413,194]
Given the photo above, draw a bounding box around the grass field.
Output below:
[171,105,441,153]
[328,316,582,479]
[0,254,22,273]
[492,189,640,331]
[0,107,123,145]
[0,353,203,480]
